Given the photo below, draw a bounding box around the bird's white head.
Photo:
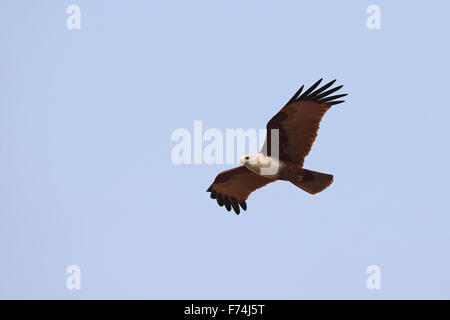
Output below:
[239,153,274,173]
[239,153,259,166]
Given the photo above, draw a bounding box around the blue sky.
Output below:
[1,0,450,299]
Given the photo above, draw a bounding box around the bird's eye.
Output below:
[245,156,249,160]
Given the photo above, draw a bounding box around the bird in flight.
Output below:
[206,79,347,214]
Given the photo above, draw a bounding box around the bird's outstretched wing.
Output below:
[262,79,347,166]
[206,166,275,214]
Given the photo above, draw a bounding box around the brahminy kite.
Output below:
[206,79,347,214]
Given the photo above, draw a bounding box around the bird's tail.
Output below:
[291,169,333,194]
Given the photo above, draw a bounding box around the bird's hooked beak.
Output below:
[240,155,253,165]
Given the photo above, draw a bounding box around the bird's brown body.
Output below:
[277,161,313,182]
